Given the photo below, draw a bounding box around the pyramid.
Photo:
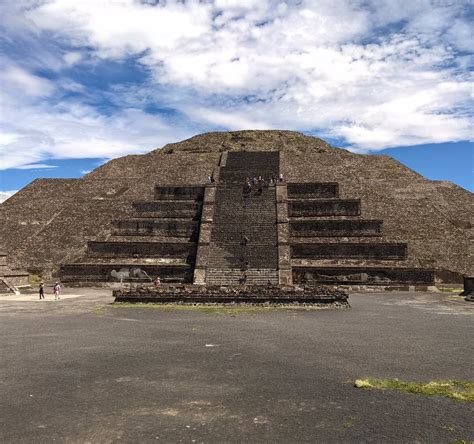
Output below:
[0,130,472,288]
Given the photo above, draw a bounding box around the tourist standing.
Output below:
[243,180,251,197]
[53,282,61,300]
[39,282,45,300]
[154,276,161,287]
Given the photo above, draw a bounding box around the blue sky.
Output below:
[0,0,473,202]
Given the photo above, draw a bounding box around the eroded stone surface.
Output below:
[0,130,471,281]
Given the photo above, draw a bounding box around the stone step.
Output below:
[215,199,276,207]
[290,237,385,244]
[208,254,279,262]
[215,191,276,201]
[206,268,279,286]
[71,257,188,265]
[132,200,202,213]
[154,186,204,201]
[287,183,339,199]
[291,242,407,260]
[290,219,383,237]
[212,229,277,236]
[208,259,278,268]
[216,184,276,191]
[205,280,278,286]
[87,241,197,258]
[108,235,197,243]
[219,170,278,183]
[211,231,277,240]
[205,274,277,278]
[214,212,276,219]
[207,258,279,269]
[211,223,277,230]
[112,219,199,238]
[292,266,435,285]
[209,255,278,262]
[131,212,200,219]
[60,263,193,283]
[288,199,361,217]
[211,239,278,249]
[208,244,279,252]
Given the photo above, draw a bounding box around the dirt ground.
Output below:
[0,288,472,443]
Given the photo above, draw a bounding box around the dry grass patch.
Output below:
[355,378,474,402]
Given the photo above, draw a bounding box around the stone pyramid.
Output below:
[0,130,472,288]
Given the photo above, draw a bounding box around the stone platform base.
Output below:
[113,284,349,306]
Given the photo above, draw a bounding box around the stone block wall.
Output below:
[60,185,205,285]
[288,199,361,217]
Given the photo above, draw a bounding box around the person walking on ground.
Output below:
[53,282,61,300]
[279,173,284,182]
[39,282,45,300]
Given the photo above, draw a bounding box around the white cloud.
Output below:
[0,190,18,203]
[1,66,54,97]
[0,0,472,172]
[14,163,58,170]
[0,92,194,169]
[63,51,82,66]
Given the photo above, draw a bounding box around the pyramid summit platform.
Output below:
[1,131,472,298]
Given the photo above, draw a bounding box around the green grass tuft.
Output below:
[445,295,465,301]
[343,417,355,428]
[108,302,327,315]
[92,307,106,315]
[355,378,474,402]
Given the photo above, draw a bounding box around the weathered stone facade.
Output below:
[0,252,29,293]
[113,284,349,306]
[0,130,472,283]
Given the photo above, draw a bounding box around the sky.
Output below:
[0,0,473,203]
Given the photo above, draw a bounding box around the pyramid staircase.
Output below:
[205,152,280,285]
[60,186,203,285]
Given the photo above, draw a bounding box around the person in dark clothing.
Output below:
[243,181,251,197]
[39,282,45,300]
